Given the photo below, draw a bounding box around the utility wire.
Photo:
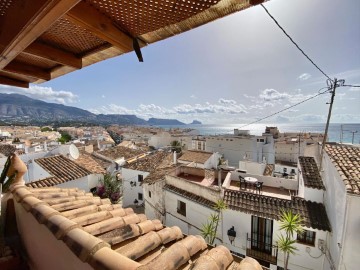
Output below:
[343,84,360,88]
[260,4,332,82]
[239,87,330,129]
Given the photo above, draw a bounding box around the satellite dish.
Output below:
[69,144,79,160]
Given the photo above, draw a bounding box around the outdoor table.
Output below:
[244,177,258,184]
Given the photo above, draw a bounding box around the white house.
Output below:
[121,151,172,208]
[177,150,222,169]
[204,130,275,167]
[25,155,101,191]
[161,158,331,270]
[320,143,360,270]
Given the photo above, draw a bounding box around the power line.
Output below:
[239,87,330,129]
[343,84,360,88]
[260,4,332,82]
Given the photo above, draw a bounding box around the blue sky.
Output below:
[1,0,359,124]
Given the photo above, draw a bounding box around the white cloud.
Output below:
[91,98,247,120]
[298,73,312,81]
[89,104,135,115]
[259,89,290,101]
[190,94,197,99]
[349,87,360,92]
[101,95,105,98]
[288,93,314,103]
[298,114,325,122]
[263,102,275,107]
[218,98,237,105]
[0,84,78,104]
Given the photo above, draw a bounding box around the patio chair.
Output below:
[255,181,263,194]
[239,176,247,190]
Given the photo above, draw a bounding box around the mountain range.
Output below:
[0,93,189,126]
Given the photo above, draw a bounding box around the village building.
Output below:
[320,143,360,270]
[121,151,173,209]
[203,130,275,167]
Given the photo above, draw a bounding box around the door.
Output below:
[251,216,273,254]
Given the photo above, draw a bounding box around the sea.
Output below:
[158,123,360,144]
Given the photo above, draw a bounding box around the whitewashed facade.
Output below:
[204,133,275,167]
[121,167,149,207]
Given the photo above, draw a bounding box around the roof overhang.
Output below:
[0,0,266,88]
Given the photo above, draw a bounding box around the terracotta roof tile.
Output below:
[325,144,360,194]
[74,152,107,174]
[124,151,171,171]
[0,143,16,156]
[97,146,145,161]
[26,155,92,188]
[178,150,213,164]
[224,190,331,231]
[164,184,217,209]
[299,156,325,189]
[10,184,246,269]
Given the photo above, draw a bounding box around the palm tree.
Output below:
[277,209,304,270]
[201,199,227,245]
[170,140,182,153]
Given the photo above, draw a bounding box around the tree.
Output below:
[170,140,182,153]
[58,132,72,144]
[277,209,304,270]
[94,174,122,204]
[201,199,227,245]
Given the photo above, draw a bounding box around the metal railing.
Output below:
[246,233,278,265]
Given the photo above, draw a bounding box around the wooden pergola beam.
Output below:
[65,1,138,52]
[4,62,51,81]
[24,42,82,69]
[0,0,81,70]
[0,76,29,88]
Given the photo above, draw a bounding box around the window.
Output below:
[138,193,143,201]
[148,191,151,198]
[177,200,186,216]
[138,174,143,182]
[297,230,316,246]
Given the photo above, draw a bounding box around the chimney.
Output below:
[173,151,177,164]
[44,141,48,152]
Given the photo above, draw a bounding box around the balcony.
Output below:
[246,233,278,265]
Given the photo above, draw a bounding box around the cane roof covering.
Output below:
[0,0,267,88]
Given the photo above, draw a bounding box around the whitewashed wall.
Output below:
[165,175,221,203]
[143,180,166,223]
[165,191,219,237]
[321,153,347,269]
[303,186,324,203]
[57,176,89,191]
[222,209,251,257]
[340,194,360,270]
[222,209,328,270]
[30,162,51,182]
[122,168,149,207]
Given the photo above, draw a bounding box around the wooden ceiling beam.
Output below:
[0,76,29,88]
[0,0,81,70]
[65,1,139,52]
[23,42,82,69]
[4,62,51,81]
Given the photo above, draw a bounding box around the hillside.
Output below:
[0,93,184,126]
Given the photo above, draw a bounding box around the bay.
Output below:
[158,123,360,144]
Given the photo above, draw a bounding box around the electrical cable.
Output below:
[260,4,333,82]
[343,84,360,88]
[239,87,330,129]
